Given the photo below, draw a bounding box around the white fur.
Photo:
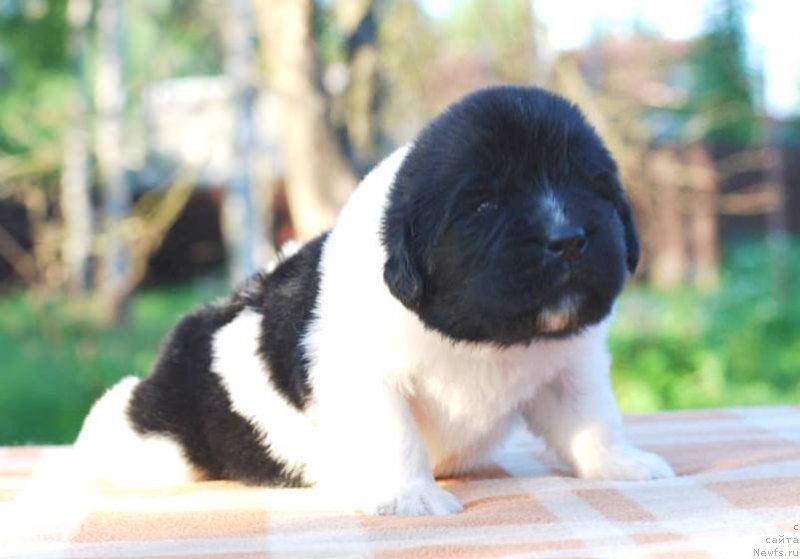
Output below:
[76,145,673,514]
[542,188,567,225]
[74,377,200,486]
[211,310,316,481]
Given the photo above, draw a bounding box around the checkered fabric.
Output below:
[1,406,798,559]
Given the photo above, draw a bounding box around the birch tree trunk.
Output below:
[61,0,94,293]
[253,0,357,241]
[334,0,380,170]
[95,0,131,325]
[221,0,272,285]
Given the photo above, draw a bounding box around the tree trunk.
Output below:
[334,0,381,171]
[766,143,789,303]
[61,0,94,293]
[519,0,545,85]
[95,0,131,325]
[221,0,273,285]
[253,0,358,241]
[686,144,719,291]
[648,149,689,289]
[527,1,552,86]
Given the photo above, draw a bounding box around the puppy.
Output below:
[75,86,674,516]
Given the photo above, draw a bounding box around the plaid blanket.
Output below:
[1,406,798,559]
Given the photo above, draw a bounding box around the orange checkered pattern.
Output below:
[1,406,798,558]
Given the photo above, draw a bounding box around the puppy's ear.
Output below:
[616,193,640,274]
[383,227,424,310]
[595,168,640,275]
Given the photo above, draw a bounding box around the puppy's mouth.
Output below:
[536,293,583,334]
[479,291,589,345]
[486,290,583,328]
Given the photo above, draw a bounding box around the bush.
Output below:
[611,239,800,411]
[0,279,226,444]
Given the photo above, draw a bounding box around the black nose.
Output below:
[545,225,588,261]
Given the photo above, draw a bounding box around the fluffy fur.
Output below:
[75,86,674,516]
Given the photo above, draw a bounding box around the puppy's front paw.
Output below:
[574,445,675,481]
[363,481,463,516]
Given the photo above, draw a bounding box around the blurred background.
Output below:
[0,0,798,445]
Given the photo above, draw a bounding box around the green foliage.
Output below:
[0,0,223,160]
[612,239,800,411]
[0,0,70,156]
[442,0,536,83]
[0,279,226,444]
[0,0,68,76]
[312,0,346,65]
[126,0,223,86]
[688,0,759,146]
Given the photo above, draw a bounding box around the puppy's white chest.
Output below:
[408,345,562,470]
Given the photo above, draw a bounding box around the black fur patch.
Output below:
[127,235,329,486]
[239,234,328,410]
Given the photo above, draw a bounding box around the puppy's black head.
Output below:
[382,86,639,346]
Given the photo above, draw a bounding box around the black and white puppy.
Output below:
[76,86,674,516]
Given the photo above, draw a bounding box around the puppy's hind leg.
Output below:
[74,377,200,487]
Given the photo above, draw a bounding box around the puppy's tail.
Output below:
[73,376,200,487]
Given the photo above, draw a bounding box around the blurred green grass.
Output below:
[612,240,800,411]
[1,240,798,445]
[0,278,227,445]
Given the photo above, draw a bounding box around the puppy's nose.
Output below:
[545,225,588,261]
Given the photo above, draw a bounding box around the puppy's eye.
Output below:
[476,200,497,214]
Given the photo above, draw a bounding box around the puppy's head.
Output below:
[382,86,639,346]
